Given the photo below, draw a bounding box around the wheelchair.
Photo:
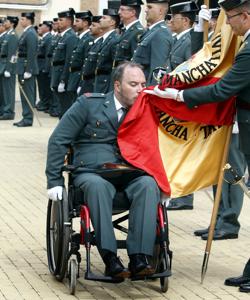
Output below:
[46,152,173,295]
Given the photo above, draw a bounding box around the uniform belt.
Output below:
[18,54,27,58]
[0,55,7,58]
[237,100,250,111]
[38,55,45,58]
[82,74,95,80]
[95,69,111,76]
[52,60,65,66]
[69,66,81,72]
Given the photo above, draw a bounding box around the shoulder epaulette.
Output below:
[84,92,105,98]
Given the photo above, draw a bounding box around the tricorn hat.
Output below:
[7,16,19,24]
[147,0,169,3]
[58,8,75,18]
[170,1,199,14]
[75,10,93,20]
[210,8,221,18]
[91,15,102,23]
[21,12,35,19]
[218,0,248,11]
[120,0,144,5]
[42,20,53,29]
[103,8,119,16]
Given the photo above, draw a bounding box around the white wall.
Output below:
[41,0,81,20]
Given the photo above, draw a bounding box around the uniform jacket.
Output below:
[94,30,119,93]
[132,21,173,85]
[67,30,93,92]
[50,28,78,88]
[47,33,60,77]
[0,29,18,75]
[37,32,52,73]
[16,26,39,75]
[113,20,144,67]
[46,92,125,188]
[166,30,191,72]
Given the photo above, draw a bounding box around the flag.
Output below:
[118,11,241,197]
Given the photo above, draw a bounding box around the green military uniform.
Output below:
[0,27,7,116]
[37,24,53,111]
[78,36,103,94]
[46,92,160,256]
[50,27,78,117]
[67,29,93,101]
[113,20,144,68]
[94,30,119,93]
[16,22,39,126]
[132,21,173,85]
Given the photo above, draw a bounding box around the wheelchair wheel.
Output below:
[46,189,70,281]
[159,259,169,293]
[68,258,77,295]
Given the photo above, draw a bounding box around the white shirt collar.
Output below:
[243,29,250,41]
[42,32,50,38]
[60,27,72,37]
[149,20,164,30]
[102,29,115,41]
[114,94,124,112]
[94,36,103,44]
[78,29,90,39]
[0,31,6,38]
[7,29,14,35]
[176,28,191,40]
[23,25,32,32]
[125,19,139,30]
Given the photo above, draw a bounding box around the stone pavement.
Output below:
[1,102,250,300]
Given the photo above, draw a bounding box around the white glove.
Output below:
[58,82,65,93]
[23,72,32,79]
[145,85,179,99]
[194,5,211,32]
[77,86,81,95]
[4,70,11,78]
[47,186,63,201]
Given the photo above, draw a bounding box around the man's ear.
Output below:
[114,80,121,92]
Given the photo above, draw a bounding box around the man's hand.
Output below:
[58,82,65,93]
[194,5,211,32]
[4,70,11,78]
[24,72,32,79]
[47,186,63,201]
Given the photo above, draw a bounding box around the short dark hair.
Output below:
[113,61,144,82]
[134,6,142,18]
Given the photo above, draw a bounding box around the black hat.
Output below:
[42,20,53,29]
[147,0,169,3]
[108,1,122,9]
[21,12,35,20]
[58,8,75,18]
[75,10,93,20]
[91,15,102,23]
[120,0,144,5]
[53,17,58,22]
[0,18,5,25]
[6,16,19,24]
[218,0,248,11]
[165,13,172,20]
[170,1,199,14]
[103,8,119,16]
[210,8,221,18]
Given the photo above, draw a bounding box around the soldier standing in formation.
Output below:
[0,18,7,118]
[14,12,38,127]
[0,16,18,120]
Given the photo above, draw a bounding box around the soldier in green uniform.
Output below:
[0,16,18,120]
[13,12,38,127]
[132,0,173,85]
[67,10,93,103]
[113,0,145,68]
[153,0,250,293]
[93,7,119,93]
[0,18,7,118]
[77,16,104,94]
[50,8,78,118]
[36,21,53,112]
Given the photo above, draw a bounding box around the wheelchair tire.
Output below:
[159,259,169,293]
[46,189,70,281]
[68,258,77,295]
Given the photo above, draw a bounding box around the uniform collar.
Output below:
[243,29,250,41]
[176,28,191,40]
[102,29,115,42]
[125,19,139,30]
[0,31,6,38]
[42,31,50,39]
[78,29,90,39]
[23,25,33,32]
[114,94,125,112]
[149,20,164,30]
[60,27,72,37]
[7,29,14,35]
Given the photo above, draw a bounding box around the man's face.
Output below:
[114,66,146,108]
[118,5,135,23]
[225,8,247,36]
[0,24,5,34]
[90,21,102,36]
[20,17,30,28]
[145,4,161,24]
[74,18,84,32]
[170,14,185,34]
[209,17,217,32]
[99,15,113,30]
[4,20,11,30]
[52,21,59,31]
[58,17,71,31]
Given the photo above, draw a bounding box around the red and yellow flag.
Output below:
[118,11,241,197]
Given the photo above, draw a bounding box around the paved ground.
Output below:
[1,102,250,300]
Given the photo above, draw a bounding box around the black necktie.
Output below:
[118,107,128,125]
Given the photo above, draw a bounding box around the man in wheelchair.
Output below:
[46,62,161,279]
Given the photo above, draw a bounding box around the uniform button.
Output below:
[93,133,97,137]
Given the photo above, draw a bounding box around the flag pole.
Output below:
[201,125,232,284]
[203,0,210,42]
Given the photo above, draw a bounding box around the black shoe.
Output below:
[225,275,250,287]
[201,230,238,240]
[167,200,193,210]
[128,254,154,276]
[13,120,32,127]
[103,252,130,278]
[194,228,209,236]
[239,282,250,292]
[0,114,14,120]
[37,106,48,111]
[49,112,59,117]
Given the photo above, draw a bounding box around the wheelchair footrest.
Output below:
[131,269,172,281]
[85,271,124,283]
